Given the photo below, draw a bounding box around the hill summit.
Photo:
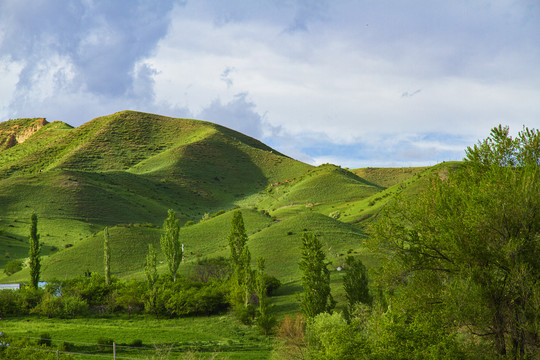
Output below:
[0,117,49,151]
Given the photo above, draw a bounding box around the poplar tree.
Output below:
[255,257,276,335]
[104,227,111,285]
[227,210,253,306]
[29,213,41,289]
[145,243,158,289]
[160,209,181,281]
[299,232,335,318]
[343,255,372,308]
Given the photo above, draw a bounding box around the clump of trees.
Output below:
[227,210,278,334]
[274,125,539,359]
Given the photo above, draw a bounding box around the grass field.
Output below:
[1,315,274,359]
[0,111,461,358]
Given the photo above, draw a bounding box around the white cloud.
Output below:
[1,0,539,167]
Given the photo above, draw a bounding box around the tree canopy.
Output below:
[369,125,540,358]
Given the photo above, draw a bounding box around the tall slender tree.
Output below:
[227,210,253,306]
[255,257,276,335]
[160,209,181,281]
[299,232,335,318]
[145,243,158,289]
[343,255,372,308]
[28,213,41,289]
[103,227,111,285]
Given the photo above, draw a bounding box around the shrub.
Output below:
[59,341,74,352]
[264,274,281,296]
[129,339,143,347]
[329,211,341,219]
[211,210,225,218]
[38,333,52,347]
[3,260,22,276]
[97,337,114,352]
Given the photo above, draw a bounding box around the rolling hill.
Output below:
[0,110,451,285]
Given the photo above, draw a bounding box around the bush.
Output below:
[59,341,74,352]
[329,211,341,219]
[3,260,22,276]
[129,339,143,347]
[38,333,52,347]
[233,303,256,325]
[0,290,19,316]
[264,274,281,296]
[97,337,114,352]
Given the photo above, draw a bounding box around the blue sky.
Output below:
[1,0,539,167]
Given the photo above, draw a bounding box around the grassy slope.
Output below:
[0,112,467,359]
[0,111,460,303]
[351,166,429,188]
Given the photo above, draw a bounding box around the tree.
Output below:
[160,209,182,282]
[255,257,276,335]
[103,227,111,285]
[29,213,41,289]
[145,243,158,289]
[227,210,253,307]
[299,232,335,318]
[369,125,540,358]
[343,256,372,310]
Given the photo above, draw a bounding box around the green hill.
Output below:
[0,110,453,287]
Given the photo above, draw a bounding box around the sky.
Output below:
[1,0,539,167]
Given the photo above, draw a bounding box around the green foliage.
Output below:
[343,255,372,310]
[299,232,335,318]
[227,210,254,308]
[255,257,276,335]
[28,213,40,289]
[3,259,22,275]
[160,209,182,282]
[307,312,370,360]
[145,243,158,289]
[103,227,111,285]
[369,125,540,358]
[97,336,114,352]
[37,332,52,347]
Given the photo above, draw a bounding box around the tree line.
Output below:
[276,125,539,359]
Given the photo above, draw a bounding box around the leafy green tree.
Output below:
[369,125,540,358]
[160,209,182,282]
[255,257,276,335]
[103,227,111,285]
[307,312,371,360]
[28,213,41,289]
[343,255,372,311]
[145,243,158,289]
[144,243,159,315]
[227,210,253,307]
[299,232,335,318]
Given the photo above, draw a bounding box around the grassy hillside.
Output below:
[351,166,428,188]
[0,111,457,295]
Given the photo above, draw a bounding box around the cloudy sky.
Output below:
[1,1,539,167]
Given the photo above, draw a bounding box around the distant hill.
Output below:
[0,110,455,284]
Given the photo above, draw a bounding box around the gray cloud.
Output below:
[0,0,180,119]
[220,67,235,88]
[402,89,422,98]
[198,93,269,139]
